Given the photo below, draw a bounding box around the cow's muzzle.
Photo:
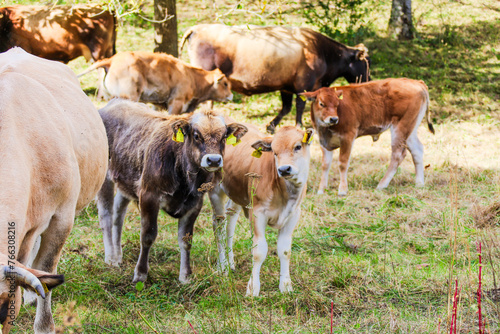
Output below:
[324,116,339,125]
[277,165,297,178]
[201,154,223,172]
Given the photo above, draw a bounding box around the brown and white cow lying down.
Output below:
[301,78,434,196]
[209,123,313,296]
[0,5,116,63]
[181,24,370,133]
[78,51,234,114]
[0,48,108,333]
[97,100,247,284]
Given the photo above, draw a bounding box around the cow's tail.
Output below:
[77,58,112,78]
[422,82,435,134]
[179,27,196,55]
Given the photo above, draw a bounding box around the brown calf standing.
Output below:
[301,78,434,195]
[97,100,247,284]
[78,51,233,114]
[209,123,314,296]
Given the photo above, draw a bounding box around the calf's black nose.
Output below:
[207,155,222,167]
[327,116,339,125]
[278,165,292,177]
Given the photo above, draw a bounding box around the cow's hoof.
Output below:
[279,280,293,293]
[317,189,324,195]
[266,123,276,134]
[338,190,347,197]
[132,272,147,284]
[179,274,191,284]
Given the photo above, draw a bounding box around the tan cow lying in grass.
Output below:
[209,123,313,296]
[78,51,233,114]
[301,78,434,196]
[0,48,108,333]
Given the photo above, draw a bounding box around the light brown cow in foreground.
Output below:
[0,48,108,333]
[78,51,233,114]
[301,78,434,196]
[209,123,313,296]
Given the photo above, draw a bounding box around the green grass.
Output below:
[8,0,500,333]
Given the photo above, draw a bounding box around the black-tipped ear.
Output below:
[227,123,248,140]
[299,91,318,101]
[251,138,272,152]
[302,128,315,145]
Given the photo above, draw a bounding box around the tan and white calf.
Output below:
[301,78,434,195]
[209,124,313,296]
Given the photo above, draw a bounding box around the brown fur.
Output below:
[0,5,116,63]
[97,99,247,284]
[0,48,108,333]
[182,24,370,132]
[78,51,233,114]
[302,78,434,195]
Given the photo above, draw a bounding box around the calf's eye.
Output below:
[319,102,325,107]
[294,144,302,151]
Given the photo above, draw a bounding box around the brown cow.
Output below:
[209,123,314,296]
[181,24,370,133]
[78,51,234,114]
[301,78,434,196]
[0,48,108,333]
[0,4,116,63]
[97,100,247,284]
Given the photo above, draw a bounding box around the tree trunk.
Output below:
[154,0,178,57]
[388,0,414,40]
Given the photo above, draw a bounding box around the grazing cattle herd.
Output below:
[0,4,436,333]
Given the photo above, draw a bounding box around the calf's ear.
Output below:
[302,128,315,145]
[227,123,248,140]
[299,91,318,101]
[251,138,273,152]
[171,119,190,137]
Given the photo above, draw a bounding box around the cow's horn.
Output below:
[2,265,46,298]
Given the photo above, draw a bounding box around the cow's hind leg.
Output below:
[377,127,408,190]
[177,201,203,283]
[111,190,131,265]
[97,174,116,265]
[266,91,293,134]
[406,129,425,187]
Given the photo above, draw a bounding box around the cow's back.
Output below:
[0,48,108,211]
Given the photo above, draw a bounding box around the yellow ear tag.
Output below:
[42,283,49,294]
[226,134,240,146]
[173,129,184,142]
[251,148,263,158]
[302,132,313,144]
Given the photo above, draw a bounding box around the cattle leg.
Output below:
[110,190,131,265]
[294,94,306,128]
[318,145,334,194]
[23,236,42,306]
[208,186,229,272]
[406,130,425,187]
[266,91,293,134]
[377,128,408,190]
[277,211,300,293]
[246,213,268,296]
[31,208,75,334]
[226,201,242,271]
[133,195,160,283]
[338,138,354,196]
[178,202,203,283]
[97,175,116,265]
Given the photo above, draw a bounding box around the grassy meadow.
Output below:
[8,0,500,332]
